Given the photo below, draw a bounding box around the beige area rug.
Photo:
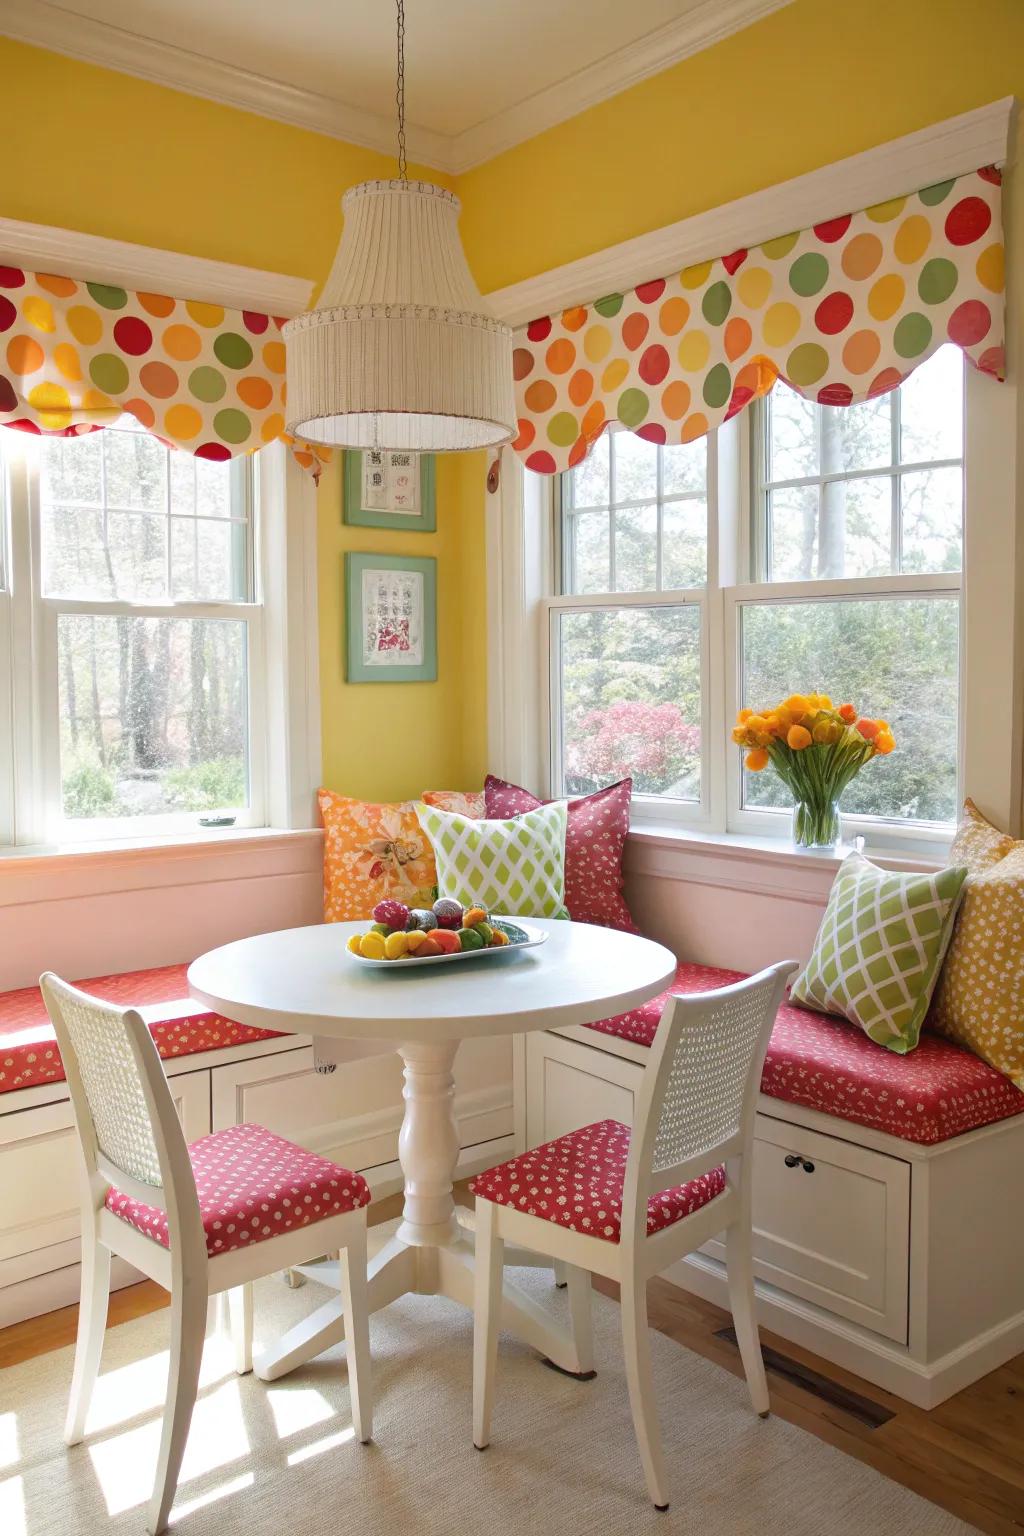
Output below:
[2,1254,977,1536]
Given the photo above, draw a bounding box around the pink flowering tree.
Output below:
[565,700,701,796]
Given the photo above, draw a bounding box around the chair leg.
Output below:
[565,1265,594,1376]
[146,1276,207,1536]
[337,1221,373,1444]
[64,1223,112,1445]
[621,1273,670,1510]
[228,1283,254,1376]
[552,1259,567,1288]
[472,1200,504,1450]
[725,1216,769,1417]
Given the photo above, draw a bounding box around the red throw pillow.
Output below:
[484,775,638,933]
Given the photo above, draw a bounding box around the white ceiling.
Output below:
[0,0,793,171]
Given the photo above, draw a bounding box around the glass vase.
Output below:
[792,796,841,851]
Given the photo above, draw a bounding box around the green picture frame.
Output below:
[343,449,436,530]
[345,552,438,683]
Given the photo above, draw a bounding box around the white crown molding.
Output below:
[444,0,794,173]
[485,96,1017,328]
[0,0,792,176]
[0,216,314,314]
[0,0,448,170]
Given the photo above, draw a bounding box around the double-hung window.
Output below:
[550,428,711,815]
[546,343,965,847]
[734,344,963,838]
[1,418,263,844]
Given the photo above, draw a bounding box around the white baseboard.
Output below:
[669,1250,1024,1410]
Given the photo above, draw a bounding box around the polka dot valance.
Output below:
[0,265,330,479]
[511,166,1005,474]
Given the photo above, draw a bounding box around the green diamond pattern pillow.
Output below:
[414,800,570,920]
[790,851,967,1054]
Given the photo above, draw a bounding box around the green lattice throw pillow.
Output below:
[414,800,570,920]
[790,851,967,1053]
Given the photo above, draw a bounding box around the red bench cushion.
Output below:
[105,1123,370,1256]
[470,1118,725,1244]
[582,962,1024,1146]
[0,964,283,1095]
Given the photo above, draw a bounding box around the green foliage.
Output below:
[62,754,116,819]
[163,757,246,812]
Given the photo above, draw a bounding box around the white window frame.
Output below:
[545,431,722,828]
[506,360,1015,857]
[0,434,320,851]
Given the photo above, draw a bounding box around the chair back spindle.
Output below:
[622,962,798,1242]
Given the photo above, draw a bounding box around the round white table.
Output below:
[188,919,676,1381]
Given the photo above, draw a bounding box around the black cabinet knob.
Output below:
[784,1153,800,1168]
[783,1152,816,1173]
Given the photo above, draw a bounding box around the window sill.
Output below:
[624,820,946,902]
[0,826,324,904]
[627,820,945,870]
[0,825,322,865]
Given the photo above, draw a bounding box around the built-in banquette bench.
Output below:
[0,963,514,1327]
[520,961,1024,1409]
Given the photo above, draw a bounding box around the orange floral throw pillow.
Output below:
[421,789,486,818]
[318,788,438,922]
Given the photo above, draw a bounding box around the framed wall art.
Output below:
[343,449,436,530]
[344,552,438,683]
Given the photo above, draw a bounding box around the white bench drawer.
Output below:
[704,1115,911,1343]
[0,1069,210,1321]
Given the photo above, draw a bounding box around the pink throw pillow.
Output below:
[484,774,638,933]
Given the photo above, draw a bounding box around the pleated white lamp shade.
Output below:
[283,179,516,452]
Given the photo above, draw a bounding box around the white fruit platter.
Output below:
[346,897,548,969]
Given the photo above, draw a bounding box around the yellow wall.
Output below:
[317,451,488,802]
[4,2,1022,803]
[459,0,1024,293]
[0,37,485,801]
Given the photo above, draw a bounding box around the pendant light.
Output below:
[283,0,516,453]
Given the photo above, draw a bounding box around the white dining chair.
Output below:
[41,972,374,1536]
[470,959,798,1510]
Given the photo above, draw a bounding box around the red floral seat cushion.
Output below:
[470,1118,725,1243]
[105,1123,371,1256]
[484,774,638,933]
[0,964,283,1095]
[581,961,1024,1146]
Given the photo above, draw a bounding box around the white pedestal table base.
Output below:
[254,1037,586,1384]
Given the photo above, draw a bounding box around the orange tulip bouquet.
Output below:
[732,694,895,849]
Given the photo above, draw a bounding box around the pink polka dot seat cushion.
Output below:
[582,962,1024,1146]
[470,1119,725,1244]
[0,964,282,1096]
[105,1123,371,1256]
[484,774,637,932]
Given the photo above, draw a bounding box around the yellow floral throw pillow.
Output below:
[421,789,486,818]
[318,788,437,922]
[929,800,1024,1088]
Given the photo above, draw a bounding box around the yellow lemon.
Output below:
[384,931,409,960]
[405,930,428,954]
[347,934,363,955]
[359,932,386,960]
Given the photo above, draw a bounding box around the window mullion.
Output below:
[608,436,616,592]
[655,445,664,592]
[891,387,902,573]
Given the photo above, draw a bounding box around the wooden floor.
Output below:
[3,1186,1022,1536]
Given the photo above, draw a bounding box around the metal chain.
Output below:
[395,0,407,181]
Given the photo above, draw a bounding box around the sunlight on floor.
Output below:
[89,1379,250,1515]
[0,1412,19,1471]
[85,1329,235,1434]
[286,1426,356,1467]
[0,1472,26,1536]
[173,1471,255,1520]
[266,1386,335,1440]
